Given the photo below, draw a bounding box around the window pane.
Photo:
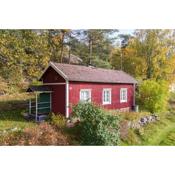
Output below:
[80,90,91,102]
[103,89,111,104]
[120,88,127,102]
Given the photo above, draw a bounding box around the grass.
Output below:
[0,93,36,131]
[121,111,175,146]
[0,109,36,131]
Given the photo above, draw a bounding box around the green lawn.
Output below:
[0,93,36,131]
[121,111,175,146]
[0,110,36,131]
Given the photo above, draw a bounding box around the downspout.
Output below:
[66,80,69,118]
[133,83,136,109]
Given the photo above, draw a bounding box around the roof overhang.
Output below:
[26,85,52,93]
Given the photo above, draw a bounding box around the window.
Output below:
[120,88,127,103]
[103,89,111,105]
[80,89,91,102]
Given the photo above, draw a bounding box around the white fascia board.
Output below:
[49,62,68,80]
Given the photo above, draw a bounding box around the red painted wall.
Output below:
[49,84,66,115]
[42,66,66,116]
[42,66,65,83]
[68,82,134,115]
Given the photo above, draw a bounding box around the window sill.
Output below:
[102,102,111,105]
[120,101,127,103]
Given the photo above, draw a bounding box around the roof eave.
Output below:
[68,79,137,84]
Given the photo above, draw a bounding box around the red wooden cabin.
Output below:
[29,62,137,118]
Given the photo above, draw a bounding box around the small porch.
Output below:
[26,86,52,122]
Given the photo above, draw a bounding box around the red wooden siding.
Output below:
[50,84,66,115]
[42,66,65,83]
[42,66,66,115]
[68,82,134,115]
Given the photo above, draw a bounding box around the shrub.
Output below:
[49,113,67,129]
[73,103,120,145]
[0,123,69,145]
[137,80,169,113]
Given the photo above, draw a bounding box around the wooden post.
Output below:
[29,99,31,115]
[50,93,52,112]
[35,93,38,122]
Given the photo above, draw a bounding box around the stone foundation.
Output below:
[118,107,130,112]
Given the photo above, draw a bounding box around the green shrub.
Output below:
[73,103,120,145]
[49,113,67,129]
[137,80,169,113]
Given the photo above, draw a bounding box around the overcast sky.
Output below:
[119,29,135,35]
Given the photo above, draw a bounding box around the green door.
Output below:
[38,93,51,114]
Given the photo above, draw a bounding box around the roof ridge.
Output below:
[51,62,122,72]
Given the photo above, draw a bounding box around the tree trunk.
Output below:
[89,39,92,65]
[60,32,65,63]
[120,48,123,70]
[146,56,152,79]
[68,33,71,64]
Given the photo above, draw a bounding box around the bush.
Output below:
[0,123,69,145]
[73,103,120,145]
[49,113,67,129]
[137,80,169,113]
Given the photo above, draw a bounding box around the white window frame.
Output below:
[80,89,91,102]
[102,88,112,105]
[120,88,128,103]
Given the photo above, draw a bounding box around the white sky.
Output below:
[119,29,135,35]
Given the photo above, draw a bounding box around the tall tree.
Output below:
[111,30,175,83]
[47,29,70,63]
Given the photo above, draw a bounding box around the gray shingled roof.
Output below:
[50,62,137,84]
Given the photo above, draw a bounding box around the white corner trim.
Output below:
[66,80,69,118]
[133,83,136,106]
